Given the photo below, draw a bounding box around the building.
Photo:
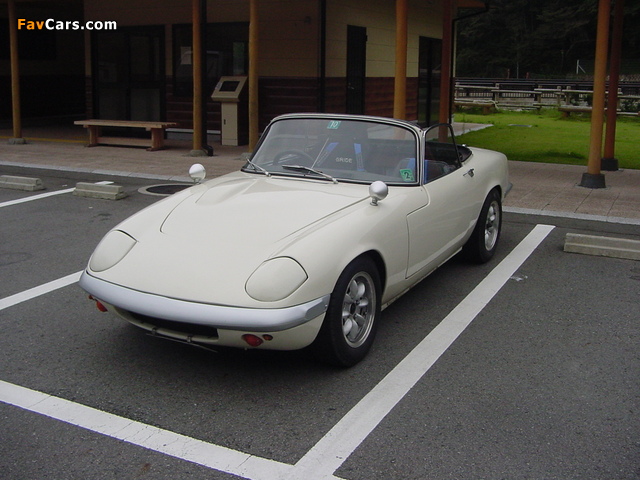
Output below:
[3,0,489,144]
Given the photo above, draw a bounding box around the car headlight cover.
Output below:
[89,230,137,272]
[245,257,308,302]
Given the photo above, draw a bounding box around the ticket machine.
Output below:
[211,76,248,146]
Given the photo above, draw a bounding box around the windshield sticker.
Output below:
[400,169,415,182]
[327,120,341,129]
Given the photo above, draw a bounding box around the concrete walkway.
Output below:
[1,124,638,225]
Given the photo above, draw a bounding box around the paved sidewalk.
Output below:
[1,125,639,225]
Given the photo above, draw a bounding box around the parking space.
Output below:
[1,169,638,480]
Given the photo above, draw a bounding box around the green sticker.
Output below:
[327,120,341,130]
[400,169,415,182]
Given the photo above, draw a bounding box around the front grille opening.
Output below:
[126,311,219,338]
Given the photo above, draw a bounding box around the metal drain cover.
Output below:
[139,184,192,196]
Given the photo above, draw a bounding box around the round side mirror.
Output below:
[189,163,206,183]
[369,181,388,206]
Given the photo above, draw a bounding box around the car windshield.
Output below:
[245,117,419,185]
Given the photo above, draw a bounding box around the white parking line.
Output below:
[0,224,554,480]
[0,271,82,311]
[0,187,75,208]
[0,181,113,208]
[0,380,297,480]
[290,223,555,479]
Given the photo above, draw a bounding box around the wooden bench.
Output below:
[558,105,594,117]
[74,119,178,151]
[453,99,497,115]
[558,105,639,117]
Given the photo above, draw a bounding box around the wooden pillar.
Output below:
[190,0,205,155]
[248,0,259,150]
[393,0,408,120]
[602,0,624,171]
[8,0,25,144]
[580,0,610,188]
[438,0,454,141]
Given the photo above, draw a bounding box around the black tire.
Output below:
[313,256,381,367]
[463,189,502,264]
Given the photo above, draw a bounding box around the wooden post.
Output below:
[190,0,205,156]
[602,0,624,171]
[438,0,454,141]
[393,0,408,120]
[248,0,259,150]
[580,0,610,188]
[8,0,25,144]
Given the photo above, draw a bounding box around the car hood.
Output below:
[89,172,367,307]
[161,173,362,244]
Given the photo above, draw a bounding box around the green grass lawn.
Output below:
[455,109,640,169]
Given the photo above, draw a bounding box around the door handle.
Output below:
[464,168,475,178]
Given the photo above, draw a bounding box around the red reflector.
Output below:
[242,334,263,347]
[95,300,108,312]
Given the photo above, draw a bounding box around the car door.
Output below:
[405,126,482,278]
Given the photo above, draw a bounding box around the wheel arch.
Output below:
[356,249,387,293]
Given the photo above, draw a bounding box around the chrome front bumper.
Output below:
[79,271,330,332]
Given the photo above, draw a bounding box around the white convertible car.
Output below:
[80,113,509,366]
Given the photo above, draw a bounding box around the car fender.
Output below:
[272,184,428,307]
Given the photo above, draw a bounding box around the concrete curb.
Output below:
[564,233,640,261]
[0,175,45,191]
[73,182,126,200]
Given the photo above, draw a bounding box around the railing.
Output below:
[454,79,640,114]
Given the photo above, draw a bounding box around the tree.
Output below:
[456,0,639,79]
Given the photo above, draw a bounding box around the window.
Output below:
[173,22,248,98]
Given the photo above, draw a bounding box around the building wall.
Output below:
[258,0,320,77]
[81,0,442,130]
[84,0,319,78]
[325,0,442,117]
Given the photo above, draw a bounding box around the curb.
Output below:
[0,175,45,191]
[73,182,127,200]
[564,233,640,261]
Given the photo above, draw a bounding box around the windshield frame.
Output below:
[243,114,422,186]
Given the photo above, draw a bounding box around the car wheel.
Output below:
[313,256,381,367]
[463,189,502,263]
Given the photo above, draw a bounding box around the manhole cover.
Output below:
[139,184,192,196]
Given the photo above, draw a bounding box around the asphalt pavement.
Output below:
[1,125,639,479]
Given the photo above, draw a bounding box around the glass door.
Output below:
[93,26,165,122]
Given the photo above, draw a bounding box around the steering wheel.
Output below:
[274,149,315,166]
